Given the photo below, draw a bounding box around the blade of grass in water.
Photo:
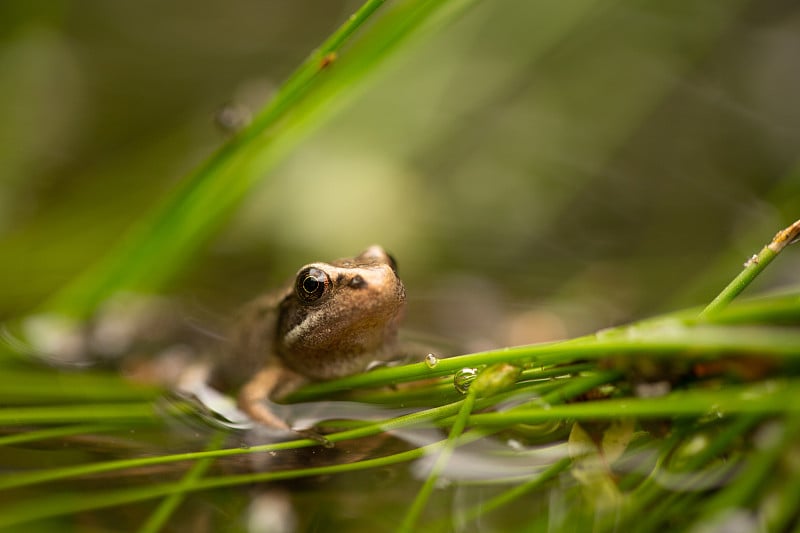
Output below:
[137,432,225,533]
[0,373,608,493]
[0,403,161,426]
[454,457,573,527]
[4,378,799,527]
[288,324,800,399]
[628,415,800,533]
[620,415,763,522]
[0,3,796,531]
[466,380,800,426]
[0,396,469,491]
[0,435,473,529]
[0,369,158,403]
[399,388,477,533]
[288,225,800,401]
[0,424,119,447]
[695,416,800,520]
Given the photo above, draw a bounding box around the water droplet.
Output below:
[425,353,439,368]
[454,368,478,394]
[709,404,724,419]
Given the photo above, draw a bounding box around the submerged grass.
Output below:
[2,230,799,530]
[137,432,226,533]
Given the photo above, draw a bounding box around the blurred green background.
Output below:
[2,0,800,352]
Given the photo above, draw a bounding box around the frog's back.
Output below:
[210,289,286,390]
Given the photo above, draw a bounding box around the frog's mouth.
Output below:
[279,294,405,380]
[283,297,405,355]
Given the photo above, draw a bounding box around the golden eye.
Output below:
[295,267,330,303]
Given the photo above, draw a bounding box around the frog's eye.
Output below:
[296,267,330,303]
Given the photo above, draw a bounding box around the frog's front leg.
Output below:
[237,365,305,431]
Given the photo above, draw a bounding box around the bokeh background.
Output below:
[2,0,800,353]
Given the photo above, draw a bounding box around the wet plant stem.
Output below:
[457,457,572,527]
[768,465,800,531]
[289,324,800,399]
[625,415,763,532]
[0,424,118,447]
[398,389,477,533]
[700,218,800,318]
[624,415,761,516]
[137,432,225,533]
[0,395,475,491]
[399,370,613,531]
[0,429,492,529]
[0,403,160,425]
[467,380,800,426]
[697,415,800,521]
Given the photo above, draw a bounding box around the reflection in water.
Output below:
[0,370,788,533]
[412,437,570,482]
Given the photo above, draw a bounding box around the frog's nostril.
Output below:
[348,275,367,289]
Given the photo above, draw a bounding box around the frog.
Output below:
[210,245,406,433]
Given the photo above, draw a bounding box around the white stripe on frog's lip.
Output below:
[283,301,326,348]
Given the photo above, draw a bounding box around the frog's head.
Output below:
[277,245,406,380]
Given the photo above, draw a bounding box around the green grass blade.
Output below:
[288,324,800,399]
[700,219,800,318]
[0,398,468,491]
[0,442,441,529]
[38,0,480,321]
[0,424,117,447]
[399,389,477,532]
[0,403,160,425]
[137,432,225,533]
[0,369,158,403]
[457,457,572,526]
[468,380,800,426]
[697,416,800,520]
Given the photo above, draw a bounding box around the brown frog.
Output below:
[212,245,406,432]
